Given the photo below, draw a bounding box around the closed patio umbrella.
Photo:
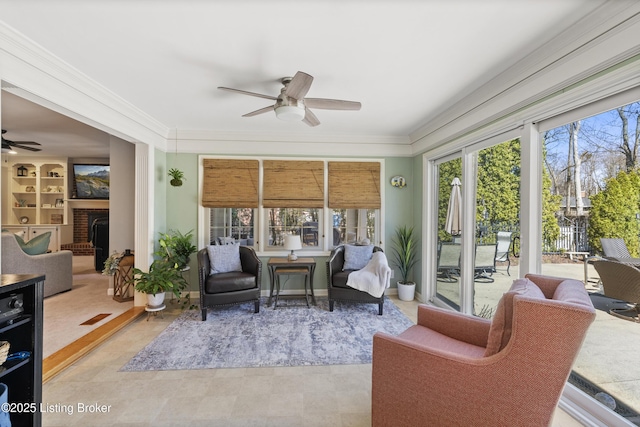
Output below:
[445,177,462,236]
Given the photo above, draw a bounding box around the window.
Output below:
[208,208,255,246]
[266,208,320,248]
[332,209,377,247]
[200,157,383,252]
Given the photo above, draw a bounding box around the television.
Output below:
[72,164,110,199]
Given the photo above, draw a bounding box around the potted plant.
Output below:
[391,225,419,301]
[168,168,185,187]
[157,229,197,270]
[131,259,188,307]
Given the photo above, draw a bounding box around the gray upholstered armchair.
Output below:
[326,245,385,315]
[197,246,262,320]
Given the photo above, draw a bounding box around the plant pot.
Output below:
[397,281,416,301]
[146,292,166,308]
[170,179,183,187]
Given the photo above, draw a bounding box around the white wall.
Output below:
[109,135,135,253]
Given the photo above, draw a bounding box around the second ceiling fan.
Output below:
[218,71,361,127]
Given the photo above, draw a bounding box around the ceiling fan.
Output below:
[2,130,42,153]
[218,71,361,127]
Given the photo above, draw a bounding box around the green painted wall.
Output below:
[161,153,421,295]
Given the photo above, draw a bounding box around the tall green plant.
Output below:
[391,226,419,284]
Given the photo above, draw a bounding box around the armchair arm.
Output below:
[416,305,491,348]
[197,248,210,293]
[326,246,345,286]
[239,246,262,288]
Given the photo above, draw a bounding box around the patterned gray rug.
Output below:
[120,297,413,371]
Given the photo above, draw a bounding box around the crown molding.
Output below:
[165,129,413,157]
[0,21,168,148]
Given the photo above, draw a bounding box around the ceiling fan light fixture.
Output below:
[275,105,305,122]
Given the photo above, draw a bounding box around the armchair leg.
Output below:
[378,301,383,315]
[329,300,334,312]
[201,308,207,321]
[254,300,260,313]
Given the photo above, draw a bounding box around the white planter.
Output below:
[146,292,166,308]
[397,281,416,301]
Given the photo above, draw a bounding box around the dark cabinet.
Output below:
[0,274,44,427]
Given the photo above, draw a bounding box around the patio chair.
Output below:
[474,243,497,283]
[600,238,632,259]
[494,231,512,275]
[436,242,460,282]
[599,238,640,268]
[592,260,640,322]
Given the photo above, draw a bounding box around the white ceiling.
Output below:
[0,0,606,157]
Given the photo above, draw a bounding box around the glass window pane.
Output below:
[472,139,521,317]
[208,208,255,246]
[331,209,377,247]
[266,208,320,248]
[543,101,640,420]
[436,157,462,309]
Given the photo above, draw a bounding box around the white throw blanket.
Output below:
[346,251,391,298]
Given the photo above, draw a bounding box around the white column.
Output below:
[519,122,542,276]
[134,143,154,306]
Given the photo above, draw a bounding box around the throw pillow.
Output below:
[484,278,546,356]
[343,244,374,271]
[207,244,242,275]
[15,232,51,255]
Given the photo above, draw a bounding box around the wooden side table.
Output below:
[274,267,310,308]
[267,257,316,307]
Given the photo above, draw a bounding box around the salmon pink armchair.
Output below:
[372,274,595,427]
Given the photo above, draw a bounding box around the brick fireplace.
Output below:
[61,208,109,255]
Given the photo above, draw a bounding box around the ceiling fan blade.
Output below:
[9,140,40,145]
[285,71,313,100]
[303,109,320,127]
[242,106,274,117]
[304,98,361,110]
[218,87,277,101]
[13,144,41,152]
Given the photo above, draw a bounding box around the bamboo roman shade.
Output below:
[328,161,381,209]
[201,159,259,208]
[263,160,324,208]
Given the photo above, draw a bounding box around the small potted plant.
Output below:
[168,168,185,187]
[391,225,419,301]
[131,259,188,307]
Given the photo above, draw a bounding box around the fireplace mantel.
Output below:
[66,199,109,209]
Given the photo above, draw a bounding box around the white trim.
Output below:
[559,383,635,427]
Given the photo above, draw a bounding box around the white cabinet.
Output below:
[6,159,67,226]
[2,225,60,252]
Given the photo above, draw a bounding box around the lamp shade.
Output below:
[284,234,302,251]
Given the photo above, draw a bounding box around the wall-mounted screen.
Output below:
[72,164,110,199]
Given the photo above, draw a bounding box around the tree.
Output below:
[616,104,640,172]
[588,170,640,256]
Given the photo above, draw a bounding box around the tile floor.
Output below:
[41,296,582,427]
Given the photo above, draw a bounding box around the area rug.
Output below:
[120,298,414,371]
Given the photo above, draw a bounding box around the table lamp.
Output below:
[284,234,302,261]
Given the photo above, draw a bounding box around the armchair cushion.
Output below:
[485,278,545,356]
[15,232,51,255]
[205,271,257,294]
[206,244,242,274]
[343,244,374,270]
